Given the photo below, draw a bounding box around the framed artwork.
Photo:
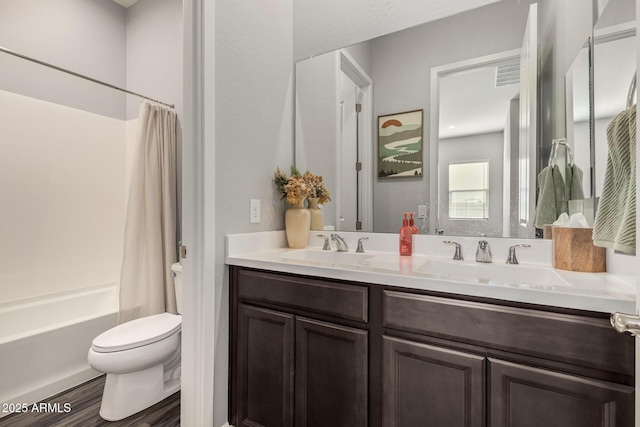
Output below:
[377,109,423,178]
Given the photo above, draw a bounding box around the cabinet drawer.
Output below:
[238,269,368,322]
[383,290,633,376]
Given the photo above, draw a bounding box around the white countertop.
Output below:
[226,231,636,314]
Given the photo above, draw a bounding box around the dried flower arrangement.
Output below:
[274,166,331,205]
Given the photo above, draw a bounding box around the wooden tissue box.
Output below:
[552,227,606,272]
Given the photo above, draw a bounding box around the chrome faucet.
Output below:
[476,240,492,263]
[506,244,531,264]
[356,237,370,253]
[443,241,463,260]
[317,235,331,251]
[330,233,349,252]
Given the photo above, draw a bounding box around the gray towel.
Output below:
[566,163,584,200]
[593,107,636,255]
[535,165,567,228]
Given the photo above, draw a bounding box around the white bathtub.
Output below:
[0,283,118,417]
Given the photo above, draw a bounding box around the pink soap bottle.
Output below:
[399,212,413,256]
[409,212,418,234]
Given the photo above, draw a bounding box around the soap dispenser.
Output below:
[409,212,418,234]
[399,212,413,256]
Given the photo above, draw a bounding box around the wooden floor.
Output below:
[0,376,180,427]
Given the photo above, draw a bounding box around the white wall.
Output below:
[293,0,500,61]
[0,90,126,303]
[214,0,294,424]
[0,0,183,302]
[438,132,505,237]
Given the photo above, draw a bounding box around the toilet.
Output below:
[88,262,183,421]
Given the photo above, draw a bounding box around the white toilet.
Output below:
[88,262,183,421]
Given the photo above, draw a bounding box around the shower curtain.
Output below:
[119,101,178,324]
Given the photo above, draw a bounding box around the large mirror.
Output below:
[295,0,594,238]
[592,0,636,198]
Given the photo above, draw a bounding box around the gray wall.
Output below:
[214,0,294,424]
[371,0,536,233]
[538,0,594,172]
[0,0,126,119]
[438,132,505,237]
[126,0,183,120]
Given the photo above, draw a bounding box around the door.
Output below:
[295,317,368,427]
[489,358,634,427]
[518,2,537,233]
[382,336,486,427]
[237,304,295,427]
[338,70,360,231]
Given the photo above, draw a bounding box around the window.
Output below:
[448,161,489,219]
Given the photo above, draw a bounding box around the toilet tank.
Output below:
[171,263,183,314]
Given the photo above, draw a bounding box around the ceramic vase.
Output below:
[307,197,324,231]
[285,199,311,248]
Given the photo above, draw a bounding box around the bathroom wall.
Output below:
[0,0,183,304]
[293,0,500,61]
[0,0,126,119]
[214,0,294,424]
[0,0,128,304]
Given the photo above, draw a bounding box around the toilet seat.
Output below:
[92,312,181,353]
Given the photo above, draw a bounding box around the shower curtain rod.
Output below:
[0,45,175,109]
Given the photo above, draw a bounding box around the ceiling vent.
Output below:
[495,63,520,87]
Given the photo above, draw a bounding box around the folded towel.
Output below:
[535,165,567,228]
[593,107,636,255]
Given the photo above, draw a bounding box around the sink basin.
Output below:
[415,258,571,288]
[278,249,374,266]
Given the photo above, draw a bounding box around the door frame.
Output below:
[338,49,374,232]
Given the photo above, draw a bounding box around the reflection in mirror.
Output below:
[294,0,584,239]
[435,52,522,238]
[565,39,592,199]
[589,0,636,254]
[593,0,636,198]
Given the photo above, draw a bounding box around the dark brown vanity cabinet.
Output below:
[231,268,369,427]
[230,267,635,427]
[382,290,635,427]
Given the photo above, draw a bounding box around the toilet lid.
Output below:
[92,312,182,353]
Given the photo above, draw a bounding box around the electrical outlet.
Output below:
[418,204,428,219]
[250,199,261,223]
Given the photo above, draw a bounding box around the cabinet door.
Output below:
[237,304,294,427]
[489,358,634,427]
[295,317,368,427]
[383,336,486,427]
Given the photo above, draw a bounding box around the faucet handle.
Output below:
[356,237,370,253]
[443,240,463,260]
[317,235,331,251]
[506,244,531,264]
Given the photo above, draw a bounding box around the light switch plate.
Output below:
[418,204,428,219]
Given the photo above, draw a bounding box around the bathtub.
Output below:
[0,283,118,417]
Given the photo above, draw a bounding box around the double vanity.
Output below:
[226,231,635,426]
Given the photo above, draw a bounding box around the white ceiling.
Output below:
[112,0,139,8]
[439,59,520,140]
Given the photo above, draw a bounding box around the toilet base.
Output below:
[99,363,181,421]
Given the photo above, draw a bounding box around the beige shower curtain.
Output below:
[119,101,177,324]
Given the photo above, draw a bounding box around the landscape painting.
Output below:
[378,109,423,178]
